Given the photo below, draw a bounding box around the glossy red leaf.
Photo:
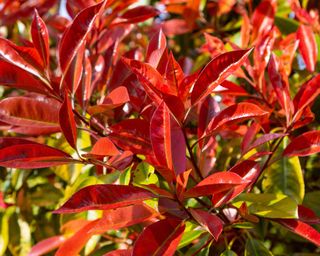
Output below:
[53,185,156,214]
[176,169,192,200]
[88,86,130,114]
[0,139,73,169]
[296,25,318,72]
[109,119,152,154]
[64,43,85,93]
[184,172,246,198]
[251,0,276,41]
[268,54,293,124]
[189,209,223,241]
[132,218,185,256]
[59,90,77,149]
[212,161,260,207]
[283,130,320,157]
[0,96,60,134]
[191,49,252,106]
[59,1,105,79]
[146,29,167,68]
[91,204,159,234]
[104,250,132,256]
[84,137,120,157]
[31,10,50,69]
[203,103,269,139]
[56,220,99,256]
[0,38,48,84]
[0,61,49,94]
[150,102,186,181]
[276,219,320,247]
[113,6,159,25]
[29,236,65,256]
[213,80,248,96]
[293,74,320,121]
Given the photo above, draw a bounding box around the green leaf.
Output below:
[221,249,238,256]
[275,16,299,34]
[234,193,298,219]
[0,207,15,256]
[262,139,305,204]
[303,191,320,217]
[245,238,273,256]
[119,166,132,185]
[133,162,158,185]
[178,222,206,249]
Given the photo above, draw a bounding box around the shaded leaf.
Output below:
[245,237,272,256]
[132,218,185,256]
[109,119,152,154]
[53,185,156,213]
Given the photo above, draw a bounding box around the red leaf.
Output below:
[298,205,320,224]
[162,19,192,36]
[276,219,320,247]
[213,80,248,96]
[0,138,72,169]
[189,209,223,241]
[84,137,120,157]
[146,29,167,68]
[53,185,156,214]
[283,130,320,157]
[296,25,318,72]
[163,52,184,96]
[109,119,152,154]
[212,161,260,207]
[0,38,48,85]
[242,133,287,155]
[268,53,293,124]
[104,250,132,256]
[203,103,269,139]
[31,10,50,69]
[112,6,159,25]
[150,102,186,181]
[59,90,77,149]
[59,1,105,79]
[0,61,49,94]
[56,220,99,256]
[29,236,65,256]
[293,74,320,121]
[0,96,60,135]
[251,0,276,41]
[88,86,130,114]
[132,218,185,256]
[191,49,252,106]
[91,204,159,234]
[184,172,246,198]
[176,169,192,200]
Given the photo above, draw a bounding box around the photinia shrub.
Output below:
[0,0,320,255]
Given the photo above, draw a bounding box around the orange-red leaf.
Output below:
[191,49,252,106]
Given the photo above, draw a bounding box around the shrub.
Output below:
[0,0,319,255]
